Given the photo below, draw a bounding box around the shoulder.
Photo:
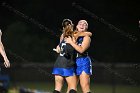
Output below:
[84,35,91,39]
[0,29,2,36]
[60,33,64,39]
[85,31,92,37]
[83,35,91,42]
[61,33,63,37]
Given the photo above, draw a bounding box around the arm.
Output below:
[0,30,10,68]
[74,31,92,40]
[54,34,64,53]
[59,33,64,43]
[84,32,92,37]
[65,36,91,54]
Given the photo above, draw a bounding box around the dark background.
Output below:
[0,0,140,63]
[0,0,140,92]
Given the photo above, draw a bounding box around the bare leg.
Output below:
[54,75,64,92]
[66,75,77,93]
[79,72,91,93]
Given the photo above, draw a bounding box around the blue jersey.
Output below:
[76,36,92,75]
[76,36,88,58]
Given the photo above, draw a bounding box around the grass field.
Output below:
[7,82,140,93]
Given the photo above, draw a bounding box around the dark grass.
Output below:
[8,82,140,93]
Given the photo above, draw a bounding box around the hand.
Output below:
[65,36,73,44]
[4,58,10,68]
[53,45,60,53]
[72,37,76,43]
[85,32,92,37]
[56,45,60,53]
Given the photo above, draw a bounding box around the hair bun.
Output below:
[62,19,73,28]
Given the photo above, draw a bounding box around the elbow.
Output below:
[77,47,86,54]
[79,50,85,54]
[90,33,92,37]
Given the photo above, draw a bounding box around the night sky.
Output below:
[0,0,140,63]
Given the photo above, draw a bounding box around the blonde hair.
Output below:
[77,20,88,30]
